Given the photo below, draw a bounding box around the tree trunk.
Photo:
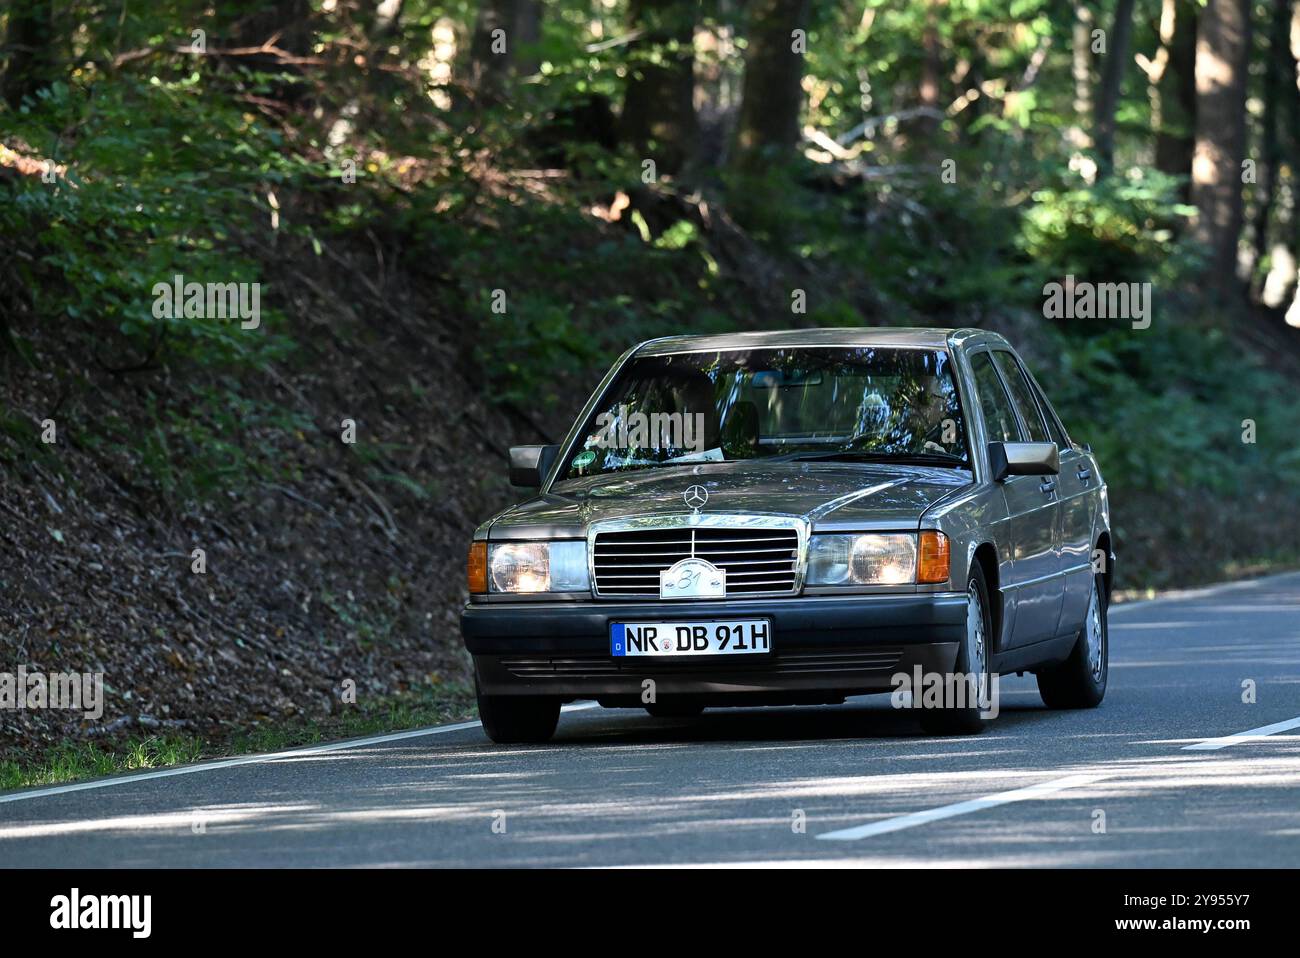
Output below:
[1250,0,1293,271]
[1068,4,1094,151]
[512,0,542,78]
[731,0,810,172]
[467,0,522,101]
[917,6,942,141]
[231,0,313,57]
[1094,0,1137,177]
[1154,0,1198,197]
[1,0,56,109]
[228,0,313,103]
[621,0,700,175]
[1289,1,1300,316]
[693,3,743,169]
[1191,0,1251,290]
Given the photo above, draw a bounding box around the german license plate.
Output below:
[610,619,772,657]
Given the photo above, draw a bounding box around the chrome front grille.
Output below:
[591,519,803,598]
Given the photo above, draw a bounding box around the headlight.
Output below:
[488,541,590,593]
[806,533,919,586]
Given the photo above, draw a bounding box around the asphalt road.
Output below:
[3,572,1299,868]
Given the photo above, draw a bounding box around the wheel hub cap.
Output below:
[967,585,988,702]
[1085,579,1104,682]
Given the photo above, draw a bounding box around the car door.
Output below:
[971,350,1063,648]
[1023,367,1097,637]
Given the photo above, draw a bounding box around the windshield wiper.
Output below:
[773,450,968,468]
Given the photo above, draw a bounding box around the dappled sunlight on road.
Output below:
[0,573,1296,866]
[0,803,316,841]
[3,722,1294,868]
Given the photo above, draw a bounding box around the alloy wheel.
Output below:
[1085,577,1105,682]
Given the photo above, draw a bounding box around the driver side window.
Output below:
[971,352,1022,443]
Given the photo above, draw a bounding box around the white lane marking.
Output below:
[815,773,1107,841]
[1182,715,1300,751]
[0,702,599,805]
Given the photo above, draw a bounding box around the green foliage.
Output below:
[1050,323,1300,496]
[1019,169,1198,287]
[0,734,206,791]
[0,0,1295,591]
[0,682,476,791]
[429,194,737,410]
[3,77,298,366]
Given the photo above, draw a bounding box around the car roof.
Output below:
[633,326,1004,355]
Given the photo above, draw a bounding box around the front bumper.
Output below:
[462,593,967,703]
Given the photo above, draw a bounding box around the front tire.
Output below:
[1037,572,1108,709]
[476,685,560,744]
[919,564,992,736]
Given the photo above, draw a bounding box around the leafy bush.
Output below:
[1,77,313,365]
[1019,168,1198,288]
[1050,323,1300,494]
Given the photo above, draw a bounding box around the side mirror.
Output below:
[508,444,559,488]
[988,441,1060,482]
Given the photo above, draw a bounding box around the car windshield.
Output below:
[556,346,969,480]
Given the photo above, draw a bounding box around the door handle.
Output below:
[1076,467,1092,483]
[1039,478,1057,495]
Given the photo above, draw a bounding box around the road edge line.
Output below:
[1109,568,1300,616]
[0,702,598,805]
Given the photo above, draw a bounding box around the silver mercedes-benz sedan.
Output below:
[462,328,1113,742]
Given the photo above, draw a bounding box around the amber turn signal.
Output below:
[917,530,950,584]
[467,541,488,594]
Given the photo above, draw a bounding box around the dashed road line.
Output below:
[1182,715,1300,751]
[815,773,1107,841]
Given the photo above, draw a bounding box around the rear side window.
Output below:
[971,352,1021,443]
[992,351,1050,443]
[1025,374,1071,449]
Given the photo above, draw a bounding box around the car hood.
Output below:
[486,461,974,539]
